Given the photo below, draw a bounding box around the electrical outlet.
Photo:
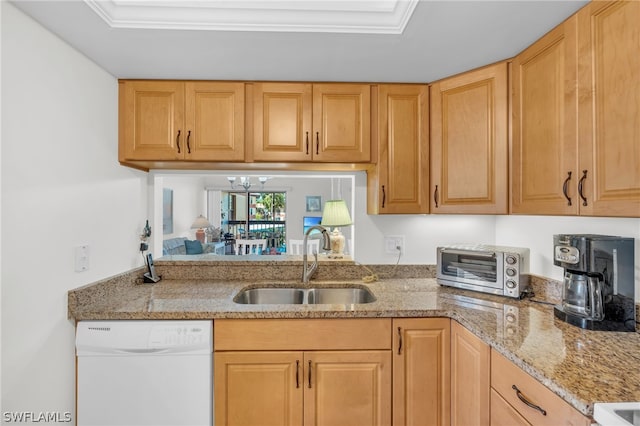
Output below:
[384,235,405,255]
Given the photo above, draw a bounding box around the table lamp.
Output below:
[191,215,211,243]
[321,200,352,259]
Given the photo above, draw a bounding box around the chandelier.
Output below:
[227,176,269,191]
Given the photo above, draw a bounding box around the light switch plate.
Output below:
[74,245,90,272]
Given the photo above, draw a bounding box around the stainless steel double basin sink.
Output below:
[234,285,376,305]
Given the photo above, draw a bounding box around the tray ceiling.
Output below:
[8,0,590,82]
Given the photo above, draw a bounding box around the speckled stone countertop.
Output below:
[68,261,640,417]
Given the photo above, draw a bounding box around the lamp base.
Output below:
[195,229,205,243]
[328,228,346,259]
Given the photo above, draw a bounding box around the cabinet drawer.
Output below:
[491,388,531,426]
[490,350,590,426]
[215,318,391,351]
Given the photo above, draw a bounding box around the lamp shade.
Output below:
[190,215,211,229]
[321,200,352,227]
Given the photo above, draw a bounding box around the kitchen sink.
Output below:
[234,285,376,305]
[307,287,376,304]
[234,288,305,305]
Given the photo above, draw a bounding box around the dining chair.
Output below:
[288,239,320,255]
[234,239,267,255]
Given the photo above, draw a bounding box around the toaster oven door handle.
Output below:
[439,249,496,258]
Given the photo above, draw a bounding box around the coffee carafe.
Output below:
[553,234,635,331]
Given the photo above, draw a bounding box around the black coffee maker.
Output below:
[553,234,635,331]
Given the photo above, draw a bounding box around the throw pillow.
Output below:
[184,239,204,255]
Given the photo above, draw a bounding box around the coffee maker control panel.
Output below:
[555,246,579,264]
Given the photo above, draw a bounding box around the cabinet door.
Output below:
[511,16,578,215]
[490,389,531,426]
[312,84,371,162]
[119,80,185,161]
[304,351,391,426]
[252,83,313,162]
[377,84,429,214]
[185,81,245,161]
[431,62,508,214]
[577,0,640,217]
[451,321,490,426]
[393,318,450,426]
[214,351,303,426]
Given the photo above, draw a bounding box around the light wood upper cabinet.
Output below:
[577,0,640,217]
[119,80,245,163]
[370,84,429,214]
[393,318,450,426]
[185,81,245,161]
[451,321,490,426]
[431,62,508,214]
[510,15,578,215]
[252,83,371,162]
[119,80,185,161]
[512,0,639,217]
[252,82,312,162]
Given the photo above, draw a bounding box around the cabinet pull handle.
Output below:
[315,132,319,155]
[512,385,547,416]
[562,171,572,206]
[305,132,309,155]
[296,360,300,388]
[308,360,312,388]
[578,170,588,206]
[381,185,386,208]
[397,327,403,355]
[176,130,181,154]
[434,185,439,208]
[186,130,191,154]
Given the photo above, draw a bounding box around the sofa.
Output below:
[162,237,218,256]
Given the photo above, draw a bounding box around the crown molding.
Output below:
[83,0,419,34]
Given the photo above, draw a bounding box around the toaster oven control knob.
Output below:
[506,280,517,289]
[505,255,517,265]
[506,268,517,277]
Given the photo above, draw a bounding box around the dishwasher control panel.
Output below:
[76,320,213,355]
[149,324,209,347]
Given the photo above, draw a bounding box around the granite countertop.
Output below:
[68,270,640,417]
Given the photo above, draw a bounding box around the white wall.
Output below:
[160,175,207,240]
[496,215,640,298]
[1,3,148,419]
[353,172,497,264]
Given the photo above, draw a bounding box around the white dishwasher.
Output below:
[76,320,212,426]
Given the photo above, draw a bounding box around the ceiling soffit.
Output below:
[83,0,419,34]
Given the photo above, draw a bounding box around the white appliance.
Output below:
[76,320,213,426]
[594,402,640,426]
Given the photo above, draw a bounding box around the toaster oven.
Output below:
[437,245,530,298]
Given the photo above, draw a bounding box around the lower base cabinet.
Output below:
[214,319,392,426]
[491,388,531,426]
[451,320,490,426]
[490,350,590,426]
[393,318,451,426]
[213,318,590,426]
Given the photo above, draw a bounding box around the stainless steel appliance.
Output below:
[553,234,635,331]
[437,245,530,298]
